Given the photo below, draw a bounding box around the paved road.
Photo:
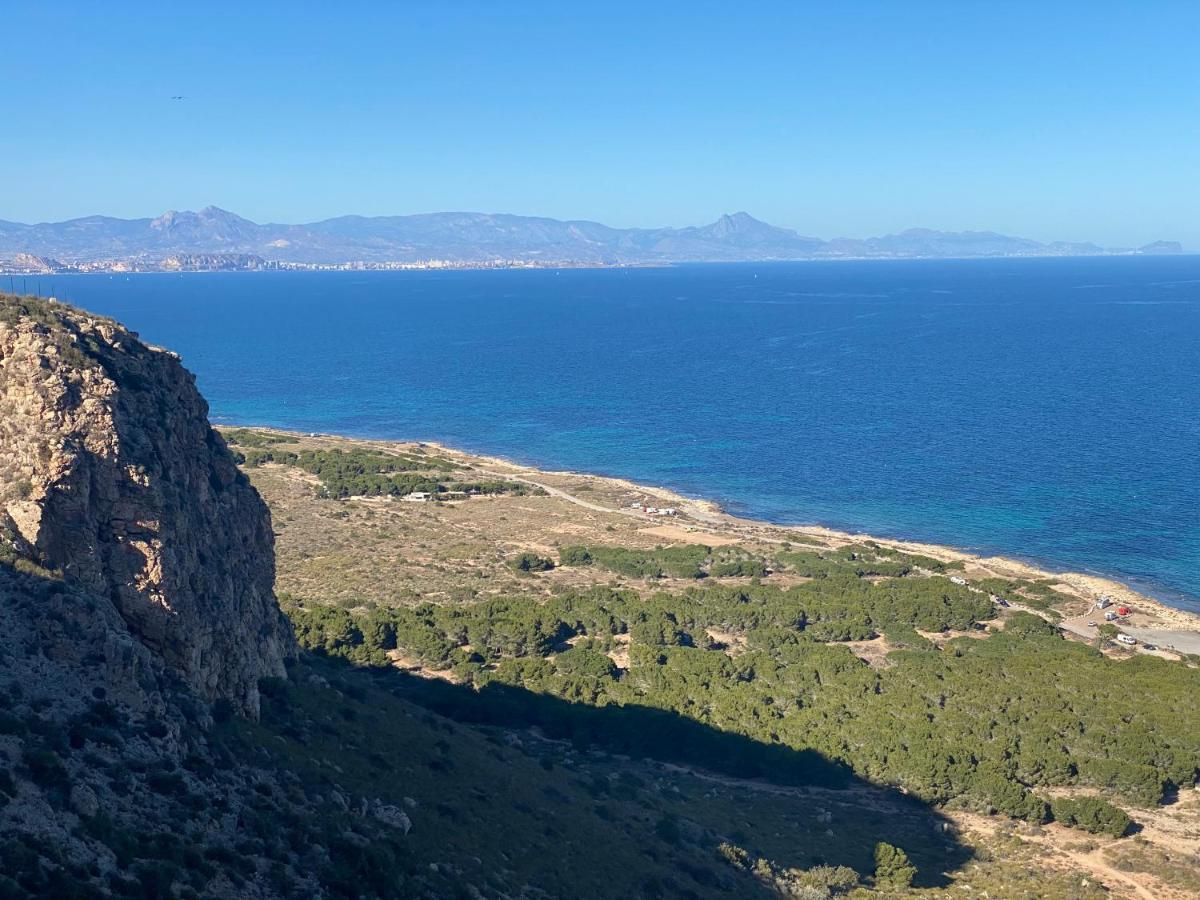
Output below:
[1059,613,1199,657]
[1121,626,1200,656]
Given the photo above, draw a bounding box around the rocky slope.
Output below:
[0,295,318,895]
[0,296,294,716]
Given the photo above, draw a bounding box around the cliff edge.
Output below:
[0,295,294,716]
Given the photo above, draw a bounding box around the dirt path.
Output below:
[950,812,1163,900]
[1036,842,1159,900]
[655,761,909,816]
[477,469,638,516]
[1050,845,1157,900]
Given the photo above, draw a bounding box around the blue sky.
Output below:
[6,1,1199,246]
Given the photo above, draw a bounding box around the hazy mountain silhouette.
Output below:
[0,206,1182,264]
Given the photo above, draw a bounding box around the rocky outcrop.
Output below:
[0,295,295,717]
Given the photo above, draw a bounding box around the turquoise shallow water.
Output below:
[45,258,1200,611]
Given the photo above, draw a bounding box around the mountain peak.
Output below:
[715,211,767,229]
[150,209,181,229]
[148,206,260,241]
[199,204,254,224]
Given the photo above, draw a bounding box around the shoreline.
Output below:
[15,253,1198,277]
[224,422,1200,650]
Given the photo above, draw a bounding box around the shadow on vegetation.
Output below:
[314,654,973,888]
[0,548,974,893]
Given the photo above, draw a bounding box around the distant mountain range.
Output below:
[0,207,1184,271]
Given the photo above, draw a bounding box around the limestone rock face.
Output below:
[0,296,295,716]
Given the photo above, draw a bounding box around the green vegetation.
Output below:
[284,562,1200,840]
[509,551,555,573]
[717,842,862,896]
[220,431,1199,894]
[560,543,711,578]
[881,624,935,650]
[448,479,543,496]
[1109,839,1200,896]
[775,543,957,579]
[227,443,543,500]
[0,294,103,374]
[220,428,293,448]
[710,557,769,578]
[559,545,594,566]
[971,577,1074,612]
[1048,796,1131,837]
[227,657,978,897]
[874,842,917,890]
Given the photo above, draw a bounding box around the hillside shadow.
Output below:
[310,655,973,888]
[0,546,974,889]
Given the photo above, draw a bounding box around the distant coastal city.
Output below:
[0,252,594,275]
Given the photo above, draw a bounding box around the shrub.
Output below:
[873,842,916,889]
[22,749,68,790]
[559,546,594,566]
[1050,796,1131,837]
[1006,611,1057,638]
[711,559,767,578]
[882,625,934,651]
[554,647,617,679]
[509,552,555,573]
[789,864,859,894]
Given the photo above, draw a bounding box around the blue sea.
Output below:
[42,258,1200,611]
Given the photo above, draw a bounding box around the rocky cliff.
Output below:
[0,294,294,716]
[0,295,416,898]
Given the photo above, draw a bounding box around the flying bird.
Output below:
[171,95,186,101]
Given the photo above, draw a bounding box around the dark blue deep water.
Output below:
[45,258,1200,610]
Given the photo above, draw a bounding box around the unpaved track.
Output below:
[950,812,1165,900]
[478,470,636,516]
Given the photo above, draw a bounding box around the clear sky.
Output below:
[5,1,1199,247]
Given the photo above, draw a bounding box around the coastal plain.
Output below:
[225,425,1200,899]
[231,427,1200,660]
